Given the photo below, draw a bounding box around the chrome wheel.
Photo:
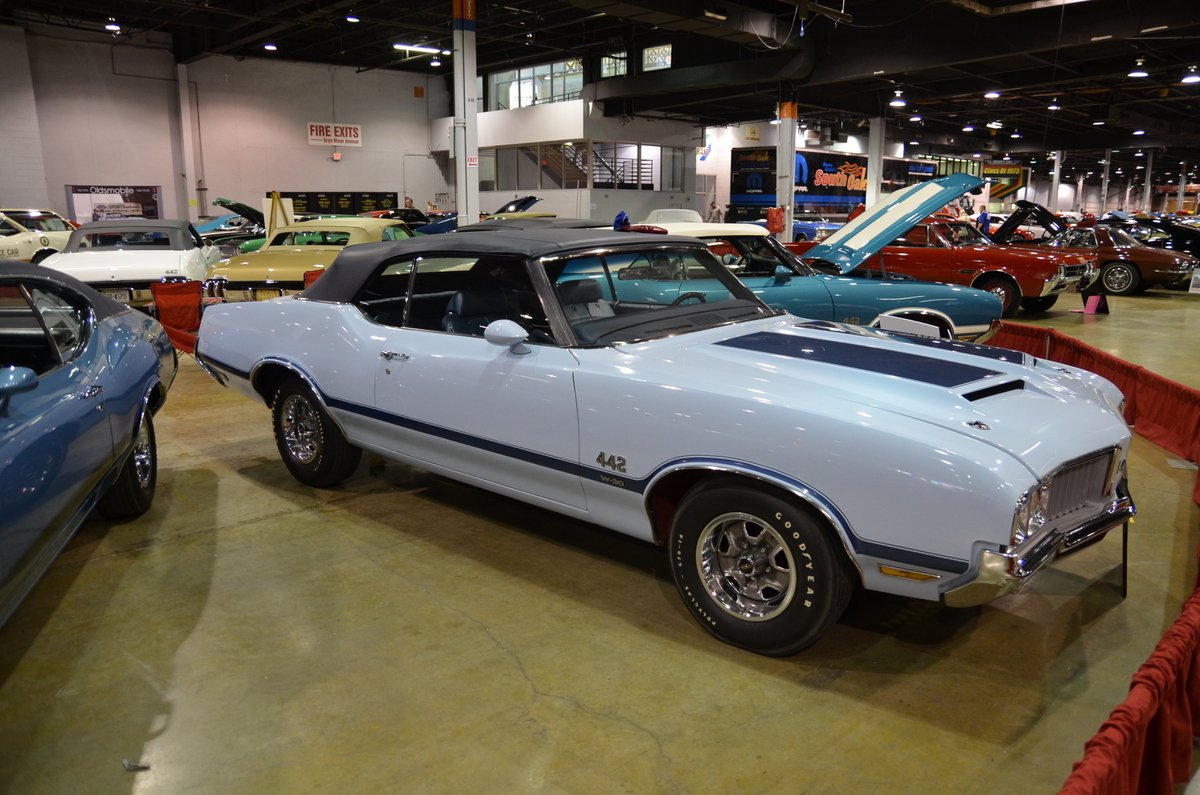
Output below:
[279,393,321,465]
[132,421,154,488]
[696,511,797,621]
[1100,262,1138,294]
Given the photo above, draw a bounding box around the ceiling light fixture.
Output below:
[909,114,922,122]
[346,13,360,22]
[1132,129,1145,135]
[986,120,1003,129]
[703,8,728,21]
[1182,66,1200,84]
[1092,119,1106,126]
[105,17,121,32]
[972,153,982,158]
[393,43,442,54]
[889,90,906,108]
[1128,57,1148,78]
[961,122,975,132]
[430,58,442,67]
[264,43,278,51]
[1010,130,1022,139]
[441,49,451,55]
[1047,98,1061,111]
[984,90,1001,99]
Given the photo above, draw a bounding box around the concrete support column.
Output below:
[1050,151,1063,212]
[1099,148,1111,216]
[774,101,797,244]
[865,116,885,208]
[1178,161,1188,213]
[452,0,479,227]
[176,64,200,222]
[1142,149,1154,212]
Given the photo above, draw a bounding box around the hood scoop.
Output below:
[963,379,1024,402]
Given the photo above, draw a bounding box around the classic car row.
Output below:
[194,179,1136,654]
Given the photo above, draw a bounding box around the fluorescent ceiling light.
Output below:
[1047,98,1061,111]
[105,18,120,32]
[346,14,360,22]
[1128,58,1148,78]
[703,8,728,21]
[1132,129,1145,135]
[264,43,278,51]
[961,123,975,132]
[984,90,1001,99]
[908,114,922,122]
[1182,66,1200,84]
[393,43,441,54]
[1092,120,1106,126]
[986,120,1003,129]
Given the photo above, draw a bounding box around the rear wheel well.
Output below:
[251,362,297,407]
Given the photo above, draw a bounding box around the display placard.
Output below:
[269,191,399,215]
[66,185,161,222]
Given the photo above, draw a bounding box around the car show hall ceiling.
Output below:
[5,0,1200,178]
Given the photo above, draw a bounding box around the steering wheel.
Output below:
[670,291,707,306]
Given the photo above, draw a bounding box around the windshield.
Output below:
[700,234,813,276]
[794,213,829,222]
[1107,228,1141,247]
[547,245,774,344]
[930,221,989,246]
[4,212,70,232]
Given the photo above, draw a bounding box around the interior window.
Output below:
[436,257,549,339]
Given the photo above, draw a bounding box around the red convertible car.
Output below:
[791,216,1094,316]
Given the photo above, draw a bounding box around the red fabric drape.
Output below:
[1051,335,1145,425]
[1058,588,1200,794]
[987,321,1056,359]
[1133,370,1200,471]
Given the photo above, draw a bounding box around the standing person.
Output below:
[706,201,725,223]
[976,209,990,231]
[403,196,415,209]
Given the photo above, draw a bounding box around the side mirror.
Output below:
[0,366,39,415]
[484,319,532,354]
[772,265,793,283]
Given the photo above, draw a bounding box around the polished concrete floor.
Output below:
[1,288,1198,794]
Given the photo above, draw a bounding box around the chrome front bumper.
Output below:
[943,482,1135,608]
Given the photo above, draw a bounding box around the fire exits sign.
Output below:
[307,122,363,147]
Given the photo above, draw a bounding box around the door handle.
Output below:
[380,351,410,361]
[80,385,104,399]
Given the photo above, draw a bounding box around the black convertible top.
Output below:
[302,227,708,303]
[0,259,128,321]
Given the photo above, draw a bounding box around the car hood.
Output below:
[627,317,1127,478]
[801,173,984,272]
[991,200,1068,244]
[209,250,339,283]
[40,250,201,281]
[212,198,264,228]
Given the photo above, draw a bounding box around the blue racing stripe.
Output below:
[716,331,1002,387]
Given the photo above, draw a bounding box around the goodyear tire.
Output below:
[669,483,856,656]
[97,413,157,519]
[272,377,362,487]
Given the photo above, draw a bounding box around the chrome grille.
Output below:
[1047,451,1112,519]
[1061,264,1087,280]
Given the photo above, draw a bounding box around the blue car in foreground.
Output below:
[753,212,844,243]
[0,262,176,626]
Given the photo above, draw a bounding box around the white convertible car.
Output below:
[195,178,1135,656]
[40,218,222,307]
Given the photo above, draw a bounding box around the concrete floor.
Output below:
[1,288,1198,794]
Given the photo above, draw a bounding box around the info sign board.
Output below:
[728,147,867,221]
[981,164,1027,202]
[307,122,363,147]
[66,185,161,222]
[269,191,398,215]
